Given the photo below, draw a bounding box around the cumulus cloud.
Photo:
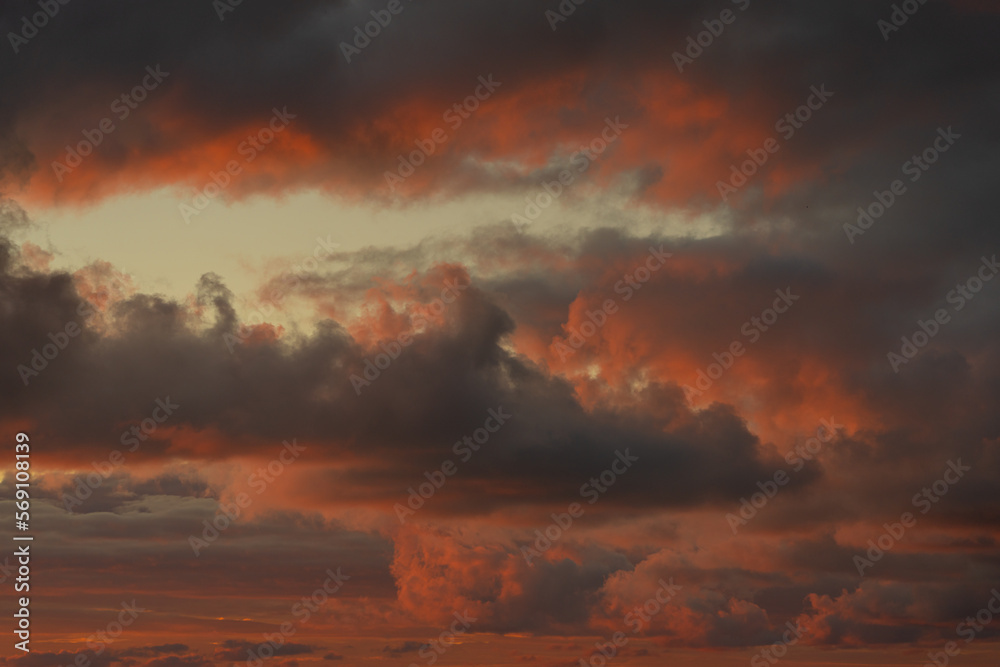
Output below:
[2,0,999,657]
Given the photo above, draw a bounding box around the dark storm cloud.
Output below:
[0,2,998,647]
[0,0,995,210]
[5,497,395,603]
[0,221,798,517]
[3,218,994,643]
[2,215,1000,523]
[1,471,216,515]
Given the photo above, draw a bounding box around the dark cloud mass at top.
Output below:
[0,0,999,662]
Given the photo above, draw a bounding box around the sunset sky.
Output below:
[2,1,1000,667]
